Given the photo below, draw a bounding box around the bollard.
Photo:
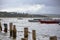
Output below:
[24,27,28,39]
[21,38,27,40]
[32,30,36,40]
[12,25,17,39]
[50,36,57,40]
[9,23,13,37]
[4,24,8,33]
[0,22,2,31]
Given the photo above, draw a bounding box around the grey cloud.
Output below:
[1,0,60,7]
[0,0,60,14]
[34,6,60,14]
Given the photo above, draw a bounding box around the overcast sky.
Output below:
[0,0,60,14]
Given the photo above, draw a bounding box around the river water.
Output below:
[0,17,60,40]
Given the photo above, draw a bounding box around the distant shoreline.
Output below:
[0,17,60,18]
[0,12,60,18]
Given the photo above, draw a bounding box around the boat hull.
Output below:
[39,20,59,24]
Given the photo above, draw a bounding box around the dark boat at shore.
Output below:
[28,18,60,24]
[28,20,39,22]
[39,20,59,24]
[38,18,60,24]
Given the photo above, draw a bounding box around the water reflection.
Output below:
[12,39,16,40]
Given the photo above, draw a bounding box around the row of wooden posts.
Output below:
[0,22,57,40]
[0,22,17,39]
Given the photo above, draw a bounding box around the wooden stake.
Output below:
[32,30,36,40]
[4,24,7,33]
[50,36,57,40]
[21,38,27,40]
[24,27,28,39]
[13,25,17,39]
[9,23,13,37]
[10,23,13,31]
[0,22,2,31]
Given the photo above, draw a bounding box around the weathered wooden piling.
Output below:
[0,22,2,31]
[50,36,57,40]
[12,25,17,39]
[32,30,36,40]
[24,27,28,39]
[21,38,27,40]
[9,23,13,37]
[4,24,8,33]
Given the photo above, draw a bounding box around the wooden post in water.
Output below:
[12,25,17,39]
[24,27,28,39]
[4,24,8,33]
[21,38,27,40]
[0,22,2,31]
[32,30,36,40]
[50,36,57,40]
[9,23,13,37]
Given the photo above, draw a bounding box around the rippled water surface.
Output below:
[0,17,60,40]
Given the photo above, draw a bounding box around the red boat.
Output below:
[39,19,59,24]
